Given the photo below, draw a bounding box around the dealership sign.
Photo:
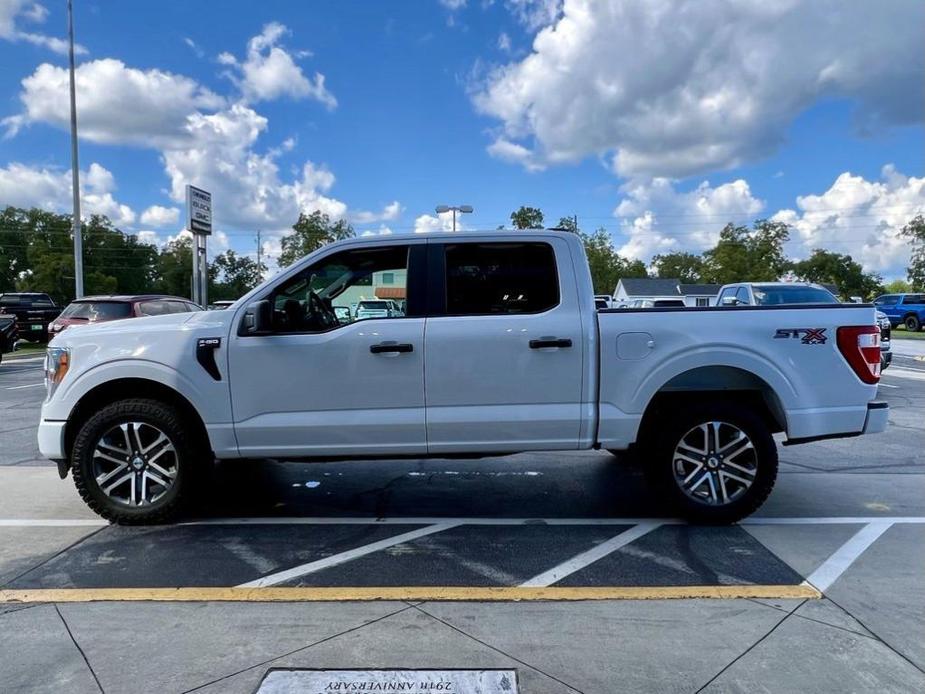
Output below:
[186,185,212,235]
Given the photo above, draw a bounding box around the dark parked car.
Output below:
[0,292,62,343]
[0,311,18,364]
[48,295,202,337]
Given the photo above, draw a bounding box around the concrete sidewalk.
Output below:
[2,594,923,693]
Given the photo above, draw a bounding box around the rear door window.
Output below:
[902,294,925,304]
[137,300,171,316]
[444,242,559,315]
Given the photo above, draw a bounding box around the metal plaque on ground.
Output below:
[255,669,518,693]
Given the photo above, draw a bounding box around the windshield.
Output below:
[751,285,838,305]
[60,301,132,321]
[358,301,389,309]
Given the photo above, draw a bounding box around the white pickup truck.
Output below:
[39,231,888,524]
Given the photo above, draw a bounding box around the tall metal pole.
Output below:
[67,0,84,298]
[256,229,262,269]
[200,234,208,306]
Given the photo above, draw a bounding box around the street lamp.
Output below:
[435,204,473,232]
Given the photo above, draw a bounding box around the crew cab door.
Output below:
[228,243,427,457]
[424,238,585,453]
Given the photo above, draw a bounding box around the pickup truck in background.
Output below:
[873,293,925,332]
[0,292,62,343]
[39,232,888,524]
[0,311,18,363]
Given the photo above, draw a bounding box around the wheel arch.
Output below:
[636,365,787,448]
[64,378,212,463]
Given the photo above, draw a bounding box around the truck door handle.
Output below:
[370,342,414,354]
[529,338,572,349]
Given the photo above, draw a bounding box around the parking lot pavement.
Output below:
[1,354,924,692]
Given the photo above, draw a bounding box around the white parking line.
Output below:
[878,383,899,389]
[882,367,925,382]
[5,383,44,390]
[236,521,462,588]
[521,522,661,587]
[804,520,895,592]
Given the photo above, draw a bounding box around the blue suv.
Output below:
[874,293,925,332]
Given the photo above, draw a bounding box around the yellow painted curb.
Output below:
[0,584,821,604]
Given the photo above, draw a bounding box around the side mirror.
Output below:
[241,300,272,335]
[721,296,739,306]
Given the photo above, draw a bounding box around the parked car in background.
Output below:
[717,282,838,306]
[873,293,925,332]
[594,298,609,310]
[0,311,18,364]
[876,310,892,371]
[355,299,404,320]
[207,300,235,310]
[594,294,613,309]
[719,282,890,371]
[628,298,686,308]
[333,306,353,324]
[48,295,201,337]
[0,292,62,343]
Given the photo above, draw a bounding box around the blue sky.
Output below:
[1,0,923,278]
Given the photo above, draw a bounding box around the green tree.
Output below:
[651,252,704,283]
[555,216,579,233]
[789,249,882,300]
[702,220,790,284]
[279,211,354,268]
[901,215,925,289]
[581,227,647,294]
[209,250,267,300]
[156,236,193,298]
[510,206,544,230]
[883,279,912,294]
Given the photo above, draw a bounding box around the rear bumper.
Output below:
[862,401,889,434]
[37,419,67,461]
[784,401,888,445]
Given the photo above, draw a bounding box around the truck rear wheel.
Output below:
[648,400,778,523]
[71,398,199,524]
[904,315,921,332]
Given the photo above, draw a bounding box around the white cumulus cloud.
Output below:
[0,0,85,55]
[3,58,225,145]
[772,165,925,279]
[614,177,764,260]
[0,161,135,226]
[219,22,336,108]
[140,205,180,227]
[473,0,924,178]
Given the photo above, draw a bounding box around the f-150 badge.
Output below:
[774,328,827,344]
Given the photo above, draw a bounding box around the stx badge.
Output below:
[774,328,827,344]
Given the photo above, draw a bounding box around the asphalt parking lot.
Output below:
[1,347,924,693]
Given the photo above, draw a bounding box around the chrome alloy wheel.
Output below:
[91,422,178,507]
[671,421,757,506]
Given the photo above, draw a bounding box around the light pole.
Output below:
[435,204,473,232]
[67,0,83,298]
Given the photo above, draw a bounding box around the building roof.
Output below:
[616,278,681,297]
[678,284,722,296]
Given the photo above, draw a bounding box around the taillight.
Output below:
[837,325,881,384]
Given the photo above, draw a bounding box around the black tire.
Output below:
[646,400,778,524]
[904,315,921,332]
[71,398,201,524]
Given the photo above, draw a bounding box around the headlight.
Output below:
[44,346,70,399]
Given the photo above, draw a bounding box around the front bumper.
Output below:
[862,401,889,434]
[37,419,67,461]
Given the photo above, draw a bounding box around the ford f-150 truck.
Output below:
[39,231,888,524]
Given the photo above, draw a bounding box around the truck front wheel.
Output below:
[71,398,199,524]
[649,401,778,523]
